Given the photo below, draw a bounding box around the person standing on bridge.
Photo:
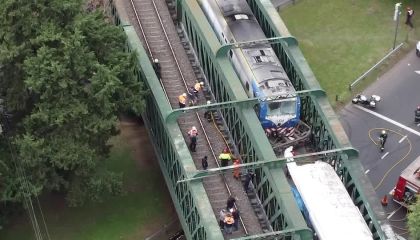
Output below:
[226,196,236,210]
[201,155,208,170]
[178,93,187,109]
[231,208,240,231]
[193,81,204,99]
[224,213,234,234]
[219,148,232,167]
[233,158,240,180]
[188,126,198,152]
[244,170,255,193]
[152,58,161,79]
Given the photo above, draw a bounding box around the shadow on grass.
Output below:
[0,119,177,240]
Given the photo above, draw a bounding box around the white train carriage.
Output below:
[284,147,373,240]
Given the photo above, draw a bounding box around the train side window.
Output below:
[245,82,250,91]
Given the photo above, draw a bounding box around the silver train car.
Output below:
[198,0,301,129]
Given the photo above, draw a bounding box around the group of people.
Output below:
[219,196,240,234]
[178,81,204,108]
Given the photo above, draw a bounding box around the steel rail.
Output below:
[129,0,249,235]
[129,0,169,103]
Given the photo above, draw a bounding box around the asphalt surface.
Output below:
[339,47,420,238]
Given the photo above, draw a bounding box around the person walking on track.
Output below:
[188,126,198,152]
[233,158,240,180]
[178,93,187,108]
[218,148,232,167]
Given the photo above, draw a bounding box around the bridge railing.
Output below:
[107,1,223,239]
[246,0,396,239]
[178,0,312,239]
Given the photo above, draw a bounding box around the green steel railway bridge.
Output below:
[107,0,398,239]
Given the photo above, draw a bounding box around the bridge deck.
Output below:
[123,0,270,237]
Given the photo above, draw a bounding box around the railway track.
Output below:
[125,0,271,238]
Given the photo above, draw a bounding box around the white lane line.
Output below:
[364,169,370,174]
[354,105,420,137]
[399,135,407,143]
[387,208,400,219]
[415,70,420,74]
[417,123,420,126]
[381,152,389,159]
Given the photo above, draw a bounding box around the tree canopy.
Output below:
[0,0,145,215]
[408,199,420,239]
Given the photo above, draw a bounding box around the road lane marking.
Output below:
[417,123,420,126]
[354,105,420,137]
[399,135,407,143]
[387,208,400,219]
[381,152,389,159]
[415,70,420,74]
[365,169,370,174]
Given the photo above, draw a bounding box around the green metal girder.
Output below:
[165,88,324,123]
[110,1,223,239]
[245,0,397,239]
[178,0,311,239]
[177,147,357,182]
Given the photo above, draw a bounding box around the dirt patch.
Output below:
[118,117,158,169]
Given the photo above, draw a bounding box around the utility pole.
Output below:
[393,3,402,50]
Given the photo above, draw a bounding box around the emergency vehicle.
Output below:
[392,156,420,208]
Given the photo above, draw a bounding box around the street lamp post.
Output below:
[393,3,402,50]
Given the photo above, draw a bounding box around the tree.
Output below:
[408,199,420,240]
[0,0,146,211]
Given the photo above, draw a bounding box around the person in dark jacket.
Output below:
[244,170,255,192]
[227,196,236,210]
[406,7,415,28]
[231,208,240,231]
[202,156,208,170]
[153,58,161,79]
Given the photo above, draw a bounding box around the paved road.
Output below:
[339,47,420,238]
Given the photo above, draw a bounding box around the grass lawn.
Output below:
[0,121,176,240]
[280,0,420,106]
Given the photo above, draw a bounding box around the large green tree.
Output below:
[408,199,420,240]
[0,0,145,211]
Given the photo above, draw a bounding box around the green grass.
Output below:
[0,134,174,240]
[280,0,420,106]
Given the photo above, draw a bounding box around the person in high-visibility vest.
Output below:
[178,93,187,108]
[219,148,232,167]
[224,213,235,234]
[233,159,240,180]
[193,81,204,99]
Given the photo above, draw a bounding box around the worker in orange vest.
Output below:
[193,81,204,99]
[233,159,240,180]
[178,93,187,108]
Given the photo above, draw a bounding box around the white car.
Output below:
[416,41,420,57]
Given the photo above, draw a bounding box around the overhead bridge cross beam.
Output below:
[165,88,325,123]
[216,36,298,59]
[176,147,357,183]
[230,227,312,240]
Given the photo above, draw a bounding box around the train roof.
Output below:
[284,148,373,240]
[401,155,420,186]
[217,0,253,17]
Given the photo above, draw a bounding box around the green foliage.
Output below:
[0,0,145,213]
[408,199,420,240]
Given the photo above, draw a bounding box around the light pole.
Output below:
[393,3,402,50]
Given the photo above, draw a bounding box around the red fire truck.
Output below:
[392,156,420,208]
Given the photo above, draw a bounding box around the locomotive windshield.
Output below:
[268,99,296,115]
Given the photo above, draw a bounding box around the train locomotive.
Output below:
[197,0,301,130]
